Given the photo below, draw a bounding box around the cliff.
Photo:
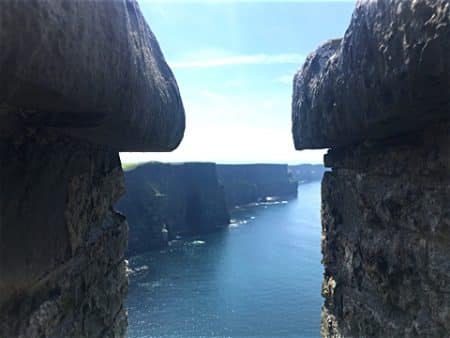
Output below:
[117,162,229,255]
[216,164,298,208]
[118,163,296,254]
[0,1,184,337]
[288,164,326,183]
[292,1,449,337]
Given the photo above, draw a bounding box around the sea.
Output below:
[127,181,323,338]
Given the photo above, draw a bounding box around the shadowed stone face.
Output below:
[0,0,185,151]
[0,131,129,337]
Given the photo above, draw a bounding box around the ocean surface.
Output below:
[127,181,323,338]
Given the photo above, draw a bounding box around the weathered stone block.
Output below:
[292,0,449,149]
[291,1,450,336]
[0,131,128,337]
[0,0,185,151]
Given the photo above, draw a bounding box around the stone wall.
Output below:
[291,0,449,336]
[0,131,128,337]
[0,1,184,336]
[321,122,449,337]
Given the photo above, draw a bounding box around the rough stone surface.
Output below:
[0,1,184,336]
[291,1,450,337]
[117,163,230,255]
[0,131,128,337]
[292,0,450,149]
[321,123,450,337]
[0,0,185,151]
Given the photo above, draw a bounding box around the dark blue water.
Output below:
[127,181,323,338]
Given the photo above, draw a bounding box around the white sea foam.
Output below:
[137,281,161,289]
[190,240,206,245]
[230,218,248,226]
[128,264,150,276]
[134,265,149,272]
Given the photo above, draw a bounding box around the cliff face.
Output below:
[117,163,230,255]
[0,1,184,337]
[119,163,297,254]
[288,164,326,183]
[216,164,298,208]
[292,1,449,337]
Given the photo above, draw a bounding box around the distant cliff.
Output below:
[288,164,326,183]
[117,162,229,256]
[216,164,298,208]
[119,162,297,254]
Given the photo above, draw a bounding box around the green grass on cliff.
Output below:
[122,161,185,172]
[122,162,141,171]
[122,161,157,171]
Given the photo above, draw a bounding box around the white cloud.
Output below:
[170,53,305,69]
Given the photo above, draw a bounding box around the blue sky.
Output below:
[120,1,355,165]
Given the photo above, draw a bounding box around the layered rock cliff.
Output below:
[217,164,298,208]
[118,163,297,254]
[0,1,184,337]
[288,164,326,183]
[117,163,230,256]
[292,1,449,337]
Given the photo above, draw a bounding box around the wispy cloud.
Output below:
[170,53,305,69]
